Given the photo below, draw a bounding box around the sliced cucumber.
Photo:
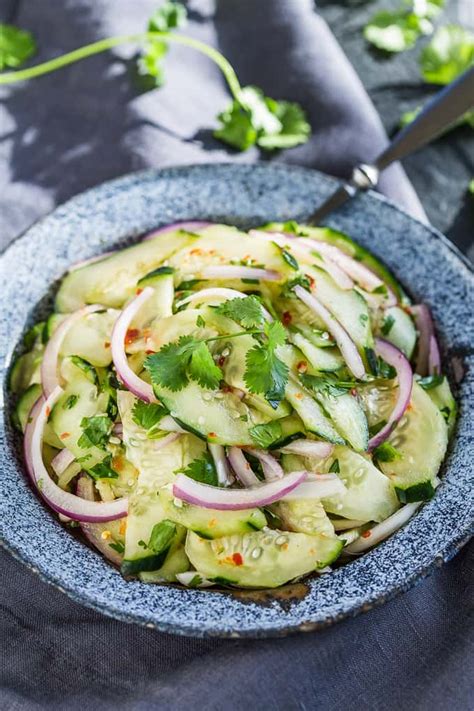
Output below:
[285,378,344,444]
[274,499,338,538]
[322,446,399,522]
[139,540,190,583]
[136,268,175,326]
[267,415,306,450]
[313,390,369,452]
[379,307,416,359]
[9,346,43,394]
[59,309,120,367]
[13,383,42,432]
[159,486,266,538]
[185,528,343,588]
[422,376,457,436]
[289,331,344,372]
[155,381,254,446]
[378,380,448,502]
[56,230,195,312]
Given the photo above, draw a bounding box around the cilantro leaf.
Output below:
[373,442,402,463]
[145,335,196,392]
[418,374,444,390]
[137,2,187,87]
[109,541,125,554]
[249,421,283,449]
[363,8,433,53]
[329,459,340,473]
[301,373,353,398]
[196,314,206,328]
[469,179,474,195]
[0,24,36,70]
[188,341,222,390]
[215,295,265,329]
[244,321,289,406]
[63,394,79,410]
[148,520,177,554]
[420,25,474,84]
[132,400,167,430]
[272,242,299,271]
[281,273,311,298]
[87,455,118,480]
[381,314,395,336]
[78,415,113,450]
[179,453,218,486]
[214,85,310,153]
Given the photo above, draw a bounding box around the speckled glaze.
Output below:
[1,164,473,638]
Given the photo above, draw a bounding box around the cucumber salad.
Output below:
[11,221,456,589]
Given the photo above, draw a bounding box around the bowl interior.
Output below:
[1,163,473,637]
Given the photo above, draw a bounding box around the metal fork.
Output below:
[308,66,474,225]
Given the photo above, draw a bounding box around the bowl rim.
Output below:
[0,162,472,638]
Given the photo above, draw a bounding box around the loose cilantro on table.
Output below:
[178,453,218,486]
[244,321,289,407]
[469,179,474,195]
[215,295,265,329]
[420,25,474,85]
[0,5,311,155]
[0,24,36,70]
[363,0,444,53]
[78,415,113,450]
[132,399,167,430]
[249,421,283,449]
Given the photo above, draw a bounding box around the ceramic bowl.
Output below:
[1,163,472,637]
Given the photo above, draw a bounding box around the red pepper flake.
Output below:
[297,361,308,373]
[136,287,143,295]
[218,355,226,366]
[351,388,358,397]
[190,248,203,256]
[362,530,372,539]
[306,274,315,289]
[125,328,140,345]
[104,341,110,349]
[282,311,292,326]
[232,552,243,566]
[45,406,51,417]
[208,432,217,439]
[60,432,70,440]
[145,349,155,355]
[221,384,232,393]
[112,456,124,472]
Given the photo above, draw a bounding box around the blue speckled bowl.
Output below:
[1,164,473,638]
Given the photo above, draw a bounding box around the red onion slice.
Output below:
[142,221,211,241]
[111,287,157,403]
[294,286,365,379]
[410,304,441,376]
[198,265,281,282]
[280,473,346,500]
[367,338,413,451]
[227,447,260,487]
[242,447,284,481]
[27,386,128,522]
[41,304,103,397]
[23,396,44,482]
[277,439,334,459]
[179,287,247,307]
[76,476,123,566]
[209,443,233,486]
[344,502,420,554]
[51,448,75,476]
[173,470,307,510]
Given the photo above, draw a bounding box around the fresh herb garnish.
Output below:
[0,8,311,155]
[87,454,118,480]
[78,415,113,450]
[215,295,265,329]
[368,420,387,438]
[418,374,444,390]
[178,453,218,486]
[132,399,167,430]
[249,421,283,449]
[301,373,354,398]
[109,541,125,554]
[365,348,396,379]
[272,242,299,271]
[329,459,340,474]
[281,273,311,298]
[372,284,388,297]
[196,314,206,328]
[363,0,443,53]
[145,335,222,392]
[420,25,474,85]
[373,442,402,463]
[381,314,395,336]
[0,23,36,70]
[63,394,79,410]
[148,520,177,554]
[244,321,289,406]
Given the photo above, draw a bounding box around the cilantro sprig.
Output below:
[132,400,168,430]
[0,24,36,70]
[0,5,311,154]
[145,335,223,392]
[244,321,289,407]
[78,415,113,450]
[215,295,265,329]
[178,453,218,486]
[363,0,444,53]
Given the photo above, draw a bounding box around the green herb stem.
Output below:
[0,31,243,102]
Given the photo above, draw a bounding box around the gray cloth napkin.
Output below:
[0,1,472,709]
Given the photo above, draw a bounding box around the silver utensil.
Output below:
[308,66,474,225]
